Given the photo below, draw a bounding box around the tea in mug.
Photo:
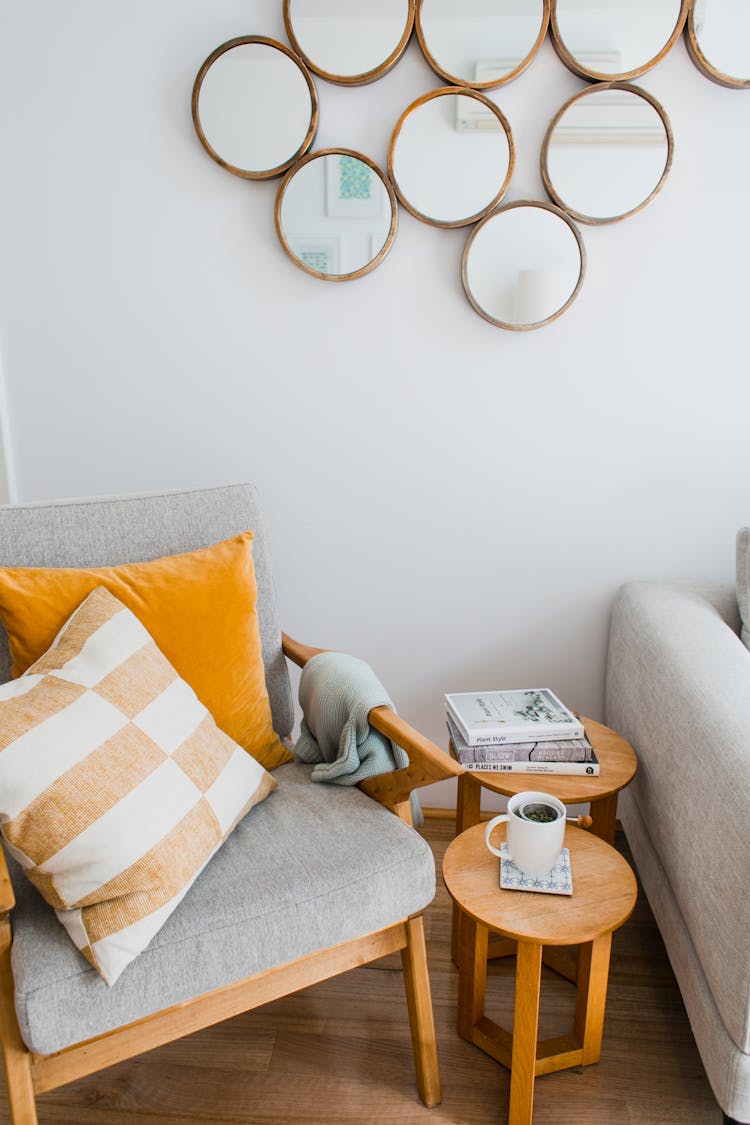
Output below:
[519,802,561,824]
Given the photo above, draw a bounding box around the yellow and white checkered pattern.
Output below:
[0,586,276,985]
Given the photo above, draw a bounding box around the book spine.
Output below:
[456,748,592,763]
[446,701,585,746]
[460,759,600,776]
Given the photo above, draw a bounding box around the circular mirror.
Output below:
[416,0,549,88]
[541,83,673,224]
[275,150,398,281]
[192,37,318,179]
[388,88,515,228]
[686,0,750,88]
[283,0,415,85]
[550,0,689,80]
[462,201,586,330]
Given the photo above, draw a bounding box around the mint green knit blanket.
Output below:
[293,651,422,826]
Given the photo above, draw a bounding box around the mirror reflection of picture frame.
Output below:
[288,235,341,276]
[325,154,385,218]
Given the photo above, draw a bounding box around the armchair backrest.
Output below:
[0,483,295,739]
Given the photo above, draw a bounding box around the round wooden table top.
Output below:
[454,716,638,803]
[443,822,638,946]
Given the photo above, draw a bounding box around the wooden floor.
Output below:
[0,819,722,1124]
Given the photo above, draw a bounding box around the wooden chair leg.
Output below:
[0,921,38,1125]
[401,914,441,1108]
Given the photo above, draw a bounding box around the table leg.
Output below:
[589,793,618,845]
[457,913,488,1042]
[574,932,613,1065]
[452,774,483,964]
[509,942,543,1125]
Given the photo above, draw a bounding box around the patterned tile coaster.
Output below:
[499,843,573,895]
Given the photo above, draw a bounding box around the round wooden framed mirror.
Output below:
[550,0,689,81]
[462,200,586,330]
[686,0,750,89]
[275,149,398,281]
[541,83,673,224]
[388,88,515,228]
[283,0,415,85]
[192,37,318,180]
[415,0,550,89]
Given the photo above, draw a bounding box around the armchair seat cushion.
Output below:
[7,762,435,1056]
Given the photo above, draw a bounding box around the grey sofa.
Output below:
[606,580,750,1123]
[0,484,459,1123]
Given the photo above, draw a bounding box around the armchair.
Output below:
[0,484,462,1124]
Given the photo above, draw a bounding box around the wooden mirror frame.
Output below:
[283,0,416,86]
[415,0,550,89]
[540,82,675,226]
[192,36,319,180]
[388,87,515,229]
[461,200,586,332]
[685,3,750,89]
[274,149,399,282]
[550,0,690,81]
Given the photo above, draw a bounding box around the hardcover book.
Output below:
[445,687,584,746]
[459,749,599,776]
[446,715,593,763]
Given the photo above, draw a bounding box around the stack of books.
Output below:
[445,687,599,776]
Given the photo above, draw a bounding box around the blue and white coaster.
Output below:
[499,843,573,895]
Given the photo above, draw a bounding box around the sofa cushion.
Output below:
[0,586,276,986]
[0,529,290,770]
[8,761,435,1055]
[737,527,750,650]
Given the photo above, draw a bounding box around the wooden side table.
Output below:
[443,822,637,1125]
[451,717,637,965]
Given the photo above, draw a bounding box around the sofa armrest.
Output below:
[281,633,462,815]
[605,581,744,768]
[605,581,750,1050]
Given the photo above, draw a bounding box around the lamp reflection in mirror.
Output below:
[192,37,318,179]
[389,88,515,228]
[462,201,585,330]
[275,150,397,280]
[550,0,689,81]
[542,83,673,224]
[416,0,550,88]
[686,0,750,88]
[283,0,415,85]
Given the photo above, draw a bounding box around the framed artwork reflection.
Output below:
[325,154,384,218]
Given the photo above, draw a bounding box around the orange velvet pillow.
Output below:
[0,533,291,771]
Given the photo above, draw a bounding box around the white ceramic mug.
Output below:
[484,791,566,877]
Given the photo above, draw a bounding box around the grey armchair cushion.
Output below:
[8,762,435,1055]
[738,527,750,650]
[0,484,294,739]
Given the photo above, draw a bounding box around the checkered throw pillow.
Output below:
[0,586,276,985]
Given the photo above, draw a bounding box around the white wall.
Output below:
[1,2,749,809]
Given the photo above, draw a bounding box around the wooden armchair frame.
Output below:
[0,634,463,1125]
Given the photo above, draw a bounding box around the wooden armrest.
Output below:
[0,846,15,915]
[358,706,463,808]
[281,633,463,812]
[282,633,325,669]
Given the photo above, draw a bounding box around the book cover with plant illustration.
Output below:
[445,687,584,746]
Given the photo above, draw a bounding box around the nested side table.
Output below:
[450,717,637,965]
[443,822,637,1125]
